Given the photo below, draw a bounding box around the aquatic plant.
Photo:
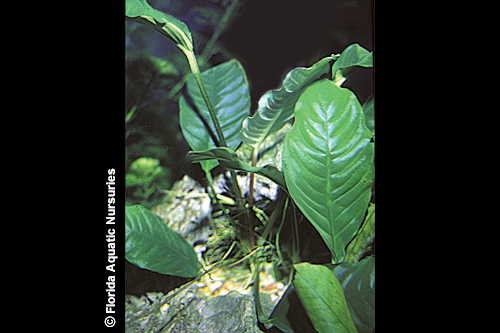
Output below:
[125,1,374,332]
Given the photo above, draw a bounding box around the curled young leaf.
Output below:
[125,0,193,52]
[332,43,373,86]
[240,56,336,150]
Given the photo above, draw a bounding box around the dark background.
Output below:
[130,0,374,105]
[220,0,374,108]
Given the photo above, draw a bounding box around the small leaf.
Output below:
[180,59,250,172]
[187,147,287,193]
[125,205,200,278]
[332,44,373,86]
[293,263,358,333]
[283,79,374,262]
[241,56,336,149]
[125,0,193,52]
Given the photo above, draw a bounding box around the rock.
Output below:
[126,286,270,333]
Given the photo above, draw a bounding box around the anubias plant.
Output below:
[125,1,374,332]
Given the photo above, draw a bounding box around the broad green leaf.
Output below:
[241,56,336,149]
[125,0,193,53]
[283,79,374,262]
[187,146,287,192]
[125,205,200,278]
[330,257,375,333]
[293,263,357,333]
[332,44,373,86]
[179,59,250,172]
[345,203,375,264]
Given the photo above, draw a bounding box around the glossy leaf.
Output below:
[125,0,193,53]
[283,79,374,262]
[240,56,336,149]
[293,262,357,333]
[330,257,375,333]
[332,44,373,86]
[179,59,250,172]
[125,205,200,278]
[187,146,287,192]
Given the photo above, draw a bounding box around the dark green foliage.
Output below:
[125,1,375,331]
[125,205,200,278]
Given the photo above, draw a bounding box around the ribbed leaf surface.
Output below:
[283,79,374,262]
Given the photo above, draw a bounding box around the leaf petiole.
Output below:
[182,50,227,148]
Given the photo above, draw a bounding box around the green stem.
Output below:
[182,48,246,224]
[125,105,137,123]
[183,49,227,147]
[248,148,258,202]
[291,200,300,263]
[275,196,289,265]
[166,0,241,101]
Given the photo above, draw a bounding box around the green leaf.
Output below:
[180,59,250,172]
[268,284,317,333]
[187,146,287,193]
[330,257,375,333]
[241,56,336,150]
[283,79,374,262]
[345,203,375,264]
[332,44,373,86]
[293,263,358,333]
[125,0,193,53]
[125,205,200,278]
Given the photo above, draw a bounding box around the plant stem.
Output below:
[182,49,248,237]
[166,0,241,101]
[248,148,258,202]
[125,105,137,123]
[183,50,227,147]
